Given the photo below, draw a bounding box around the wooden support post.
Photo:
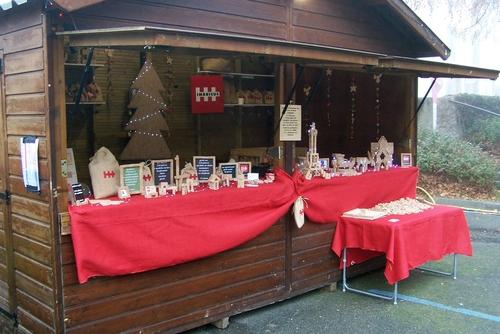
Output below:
[211,317,230,329]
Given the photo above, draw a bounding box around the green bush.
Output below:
[417,130,497,190]
[452,93,500,150]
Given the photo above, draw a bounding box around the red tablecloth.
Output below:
[332,205,473,285]
[293,167,419,223]
[69,168,295,283]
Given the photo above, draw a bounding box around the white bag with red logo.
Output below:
[142,163,154,189]
[88,147,120,199]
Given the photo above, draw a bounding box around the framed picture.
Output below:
[151,159,174,185]
[120,163,144,195]
[193,156,216,183]
[219,162,238,180]
[237,161,252,176]
[319,158,330,169]
[400,153,412,168]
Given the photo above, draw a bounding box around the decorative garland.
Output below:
[373,73,383,138]
[125,110,164,127]
[128,130,164,138]
[349,76,357,141]
[132,88,169,109]
[325,68,333,128]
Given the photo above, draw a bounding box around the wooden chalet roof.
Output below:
[50,0,451,60]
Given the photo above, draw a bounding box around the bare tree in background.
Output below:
[403,0,499,39]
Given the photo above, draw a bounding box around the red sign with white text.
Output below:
[191,75,224,114]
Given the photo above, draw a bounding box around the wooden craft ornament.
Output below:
[236,171,245,188]
[208,173,221,190]
[117,186,131,199]
[144,185,158,199]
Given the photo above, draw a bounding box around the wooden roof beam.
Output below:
[60,27,381,66]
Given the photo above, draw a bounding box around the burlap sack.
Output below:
[88,147,120,199]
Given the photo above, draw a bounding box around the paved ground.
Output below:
[1,199,498,333]
[188,201,500,334]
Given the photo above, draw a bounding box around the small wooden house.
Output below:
[0,0,497,333]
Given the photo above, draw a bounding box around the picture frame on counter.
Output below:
[151,159,174,185]
[193,156,216,183]
[219,162,238,180]
[400,153,412,167]
[120,163,144,194]
[238,161,252,176]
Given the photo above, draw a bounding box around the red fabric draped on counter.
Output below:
[332,205,473,284]
[293,167,419,223]
[70,168,295,284]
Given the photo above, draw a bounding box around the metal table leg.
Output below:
[342,248,398,304]
[417,254,457,279]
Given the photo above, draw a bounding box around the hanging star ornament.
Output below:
[166,56,173,65]
[303,86,312,97]
[350,83,357,93]
[325,68,333,76]
[374,73,383,84]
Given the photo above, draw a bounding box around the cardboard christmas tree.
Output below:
[120,60,172,160]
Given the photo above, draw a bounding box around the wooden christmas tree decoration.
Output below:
[120,60,172,160]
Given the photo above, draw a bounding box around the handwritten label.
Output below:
[279,104,302,141]
[152,159,173,185]
[193,156,215,182]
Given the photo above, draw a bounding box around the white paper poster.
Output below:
[279,104,302,141]
[20,137,40,193]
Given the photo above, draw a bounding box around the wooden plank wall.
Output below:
[66,0,418,58]
[68,49,275,181]
[296,68,414,161]
[0,4,57,333]
[60,221,286,333]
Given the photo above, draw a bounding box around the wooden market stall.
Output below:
[0,1,498,333]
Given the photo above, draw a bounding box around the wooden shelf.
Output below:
[224,104,274,107]
[64,63,105,68]
[197,70,274,78]
[66,101,106,105]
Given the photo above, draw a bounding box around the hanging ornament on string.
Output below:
[349,76,357,141]
[373,73,383,139]
[325,68,333,128]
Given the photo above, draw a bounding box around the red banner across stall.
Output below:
[70,168,295,283]
[69,166,467,285]
[293,167,419,223]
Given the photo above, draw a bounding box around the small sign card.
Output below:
[193,156,216,183]
[120,163,144,194]
[152,159,174,185]
[219,162,238,180]
[71,183,86,204]
[279,104,302,141]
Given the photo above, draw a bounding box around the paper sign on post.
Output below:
[279,104,301,141]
